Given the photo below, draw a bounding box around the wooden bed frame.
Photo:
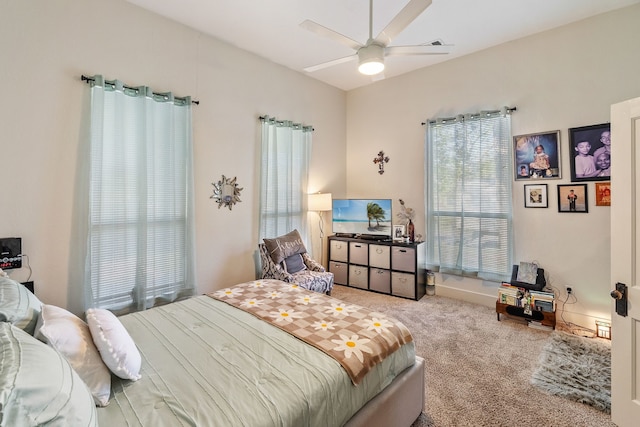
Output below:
[346,356,425,427]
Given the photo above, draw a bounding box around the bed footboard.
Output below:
[344,356,425,427]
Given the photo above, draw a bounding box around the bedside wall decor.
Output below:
[373,150,390,174]
[211,175,243,210]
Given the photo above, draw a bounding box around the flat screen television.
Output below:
[331,199,392,239]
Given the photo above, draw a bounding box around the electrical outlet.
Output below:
[566,286,573,294]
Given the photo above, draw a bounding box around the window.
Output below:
[84,76,196,313]
[425,111,513,282]
[259,117,312,243]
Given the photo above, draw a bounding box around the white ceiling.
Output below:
[126,0,640,91]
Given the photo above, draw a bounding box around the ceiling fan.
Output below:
[301,0,449,77]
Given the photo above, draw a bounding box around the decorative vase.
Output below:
[407,219,415,243]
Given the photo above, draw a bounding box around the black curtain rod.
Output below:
[81,75,199,105]
[421,106,517,126]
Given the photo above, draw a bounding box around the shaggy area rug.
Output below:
[531,331,611,413]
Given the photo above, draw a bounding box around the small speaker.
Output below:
[0,237,22,270]
[505,304,544,321]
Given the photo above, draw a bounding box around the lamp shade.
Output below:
[308,193,332,211]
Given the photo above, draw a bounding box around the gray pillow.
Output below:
[0,275,43,335]
[0,323,98,425]
[263,229,307,264]
[283,254,307,274]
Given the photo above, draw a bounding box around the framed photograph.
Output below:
[393,225,406,241]
[524,184,548,208]
[595,182,611,206]
[557,184,588,213]
[514,130,561,180]
[569,123,611,182]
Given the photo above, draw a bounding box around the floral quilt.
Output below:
[209,279,413,385]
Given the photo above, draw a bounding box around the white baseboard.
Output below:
[434,283,603,332]
[434,284,496,308]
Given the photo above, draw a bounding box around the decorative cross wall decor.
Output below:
[373,150,390,175]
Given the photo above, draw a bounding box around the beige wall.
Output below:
[0,0,346,314]
[2,0,638,330]
[346,4,640,328]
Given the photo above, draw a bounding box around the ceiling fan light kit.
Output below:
[358,44,385,75]
[301,0,447,78]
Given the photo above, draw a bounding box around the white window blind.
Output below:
[425,111,513,282]
[259,117,311,244]
[85,76,196,313]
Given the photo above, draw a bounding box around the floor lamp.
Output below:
[308,192,332,265]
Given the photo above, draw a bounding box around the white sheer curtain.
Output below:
[425,110,513,282]
[259,116,311,245]
[83,75,196,313]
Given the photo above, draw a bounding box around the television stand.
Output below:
[496,301,555,329]
[328,235,426,300]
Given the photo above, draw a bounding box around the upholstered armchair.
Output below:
[258,243,334,295]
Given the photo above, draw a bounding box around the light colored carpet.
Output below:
[330,285,615,427]
[531,331,611,413]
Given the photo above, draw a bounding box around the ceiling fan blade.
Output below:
[385,44,449,56]
[375,0,432,47]
[303,54,357,73]
[300,20,363,51]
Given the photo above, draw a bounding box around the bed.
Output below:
[0,276,424,427]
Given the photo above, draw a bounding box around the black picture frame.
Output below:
[557,184,588,213]
[569,123,611,182]
[514,130,561,180]
[524,184,548,208]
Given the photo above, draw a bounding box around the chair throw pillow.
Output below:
[263,229,307,264]
[282,254,307,274]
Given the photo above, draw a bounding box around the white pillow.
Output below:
[86,308,142,381]
[34,304,112,407]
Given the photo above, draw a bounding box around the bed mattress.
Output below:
[97,291,416,426]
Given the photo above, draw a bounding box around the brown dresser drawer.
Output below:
[369,268,390,293]
[349,265,368,289]
[392,247,416,272]
[330,261,348,285]
[330,240,348,262]
[349,242,368,265]
[392,272,415,298]
[369,244,390,269]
